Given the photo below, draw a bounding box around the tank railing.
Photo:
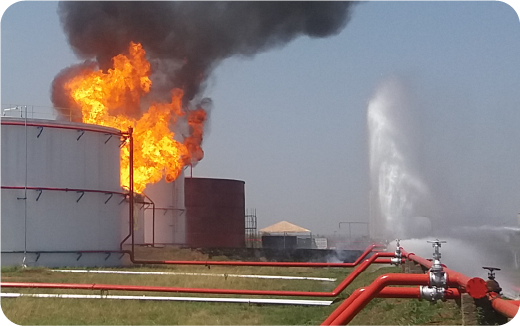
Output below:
[1,104,82,122]
[1,119,122,136]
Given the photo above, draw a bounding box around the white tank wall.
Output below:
[2,120,120,191]
[1,118,127,267]
[138,172,186,245]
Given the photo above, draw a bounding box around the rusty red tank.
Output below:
[184,177,245,248]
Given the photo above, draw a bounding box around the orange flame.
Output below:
[64,42,205,193]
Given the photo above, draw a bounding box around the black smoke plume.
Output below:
[53,1,355,106]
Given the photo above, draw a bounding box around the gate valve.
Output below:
[420,286,446,303]
[426,239,447,289]
[390,239,403,265]
[482,266,502,294]
[427,239,446,270]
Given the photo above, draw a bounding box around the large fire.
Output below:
[64,42,206,193]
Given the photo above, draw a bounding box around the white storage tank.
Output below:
[132,173,186,246]
[1,117,129,267]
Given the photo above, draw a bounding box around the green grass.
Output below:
[1,250,463,325]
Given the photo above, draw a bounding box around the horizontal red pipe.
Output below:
[489,293,520,318]
[508,301,520,307]
[1,120,122,136]
[1,186,127,197]
[322,286,461,325]
[1,281,333,297]
[0,253,398,298]
[127,258,394,268]
[400,248,432,269]
[127,243,387,268]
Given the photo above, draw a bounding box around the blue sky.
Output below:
[2,1,520,237]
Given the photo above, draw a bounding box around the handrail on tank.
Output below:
[1,119,122,136]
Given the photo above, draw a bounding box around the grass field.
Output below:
[1,248,463,325]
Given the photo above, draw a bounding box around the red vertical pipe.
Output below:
[119,130,133,252]
[128,127,135,260]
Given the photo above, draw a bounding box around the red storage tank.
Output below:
[185,177,245,248]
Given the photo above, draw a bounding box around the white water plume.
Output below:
[367,78,520,299]
[368,78,430,239]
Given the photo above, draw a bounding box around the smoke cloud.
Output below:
[54,1,355,104]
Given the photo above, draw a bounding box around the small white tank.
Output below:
[132,173,186,246]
